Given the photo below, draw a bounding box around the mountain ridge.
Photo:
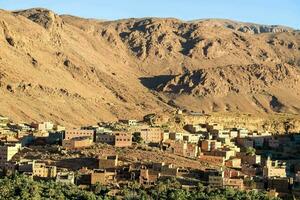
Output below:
[0,8,300,126]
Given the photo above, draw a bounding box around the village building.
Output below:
[56,171,75,184]
[208,170,224,187]
[119,119,138,126]
[90,169,116,185]
[169,132,184,141]
[241,164,262,176]
[18,160,57,178]
[182,133,201,144]
[207,123,224,134]
[0,143,21,168]
[114,132,132,147]
[162,131,170,142]
[239,153,261,165]
[98,155,118,169]
[224,168,241,178]
[96,133,115,144]
[96,132,132,147]
[138,127,162,143]
[0,116,9,127]
[62,137,93,150]
[203,148,236,160]
[229,130,238,138]
[223,178,244,189]
[198,154,225,166]
[225,158,241,168]
[185,124,207,133]
[263,157,287,178]
[237,128,249,138]
[64,129,94,141]
[164,140,199,158]
[139,168,160,186]
[31,122,54,132]
[201,140,222,152]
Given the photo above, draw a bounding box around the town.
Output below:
[0,112,300,199]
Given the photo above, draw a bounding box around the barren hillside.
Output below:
[0,8,300,126]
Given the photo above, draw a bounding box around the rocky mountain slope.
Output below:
[0,8,300,126]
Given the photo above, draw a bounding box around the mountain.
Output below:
[0,8,299,126]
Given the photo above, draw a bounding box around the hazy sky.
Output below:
[1,0,299,29]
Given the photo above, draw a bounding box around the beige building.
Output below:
[138,127,162,143]
[201,140,222,152]
[96,133,115,144]
[65,129,94,140]
[114,132,132,147]
[263,157,286,178]
[0,143,21,167]
[62,137,93,149]
[98,155,118,169]
[225,158,241,168]
[183,133,201,144]
[223,178,244,189]
[19,160,57,178]
[56,171,75,184]
[169,132,184,141]
[0,116,9,127]
[31,122,54,132]
[90,169,116,185]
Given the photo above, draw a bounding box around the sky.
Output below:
[0,0,299,29]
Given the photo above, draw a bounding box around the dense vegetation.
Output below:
[0,175,281,200]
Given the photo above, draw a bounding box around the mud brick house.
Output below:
[64,129,94,141]
[114,132,132,147]
[98,155,118,169]
[62,137,93,149]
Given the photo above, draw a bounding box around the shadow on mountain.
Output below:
[139,75,176,90]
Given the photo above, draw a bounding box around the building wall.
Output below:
[56,172,75,184]
[223,178,244,189]
[198,155,225,165]
[0,143,21,167]
[139,127,162,143]
[98,155,118,169]
[62,137,93,149]
[32,162,57,178]
[90,170,116,185]
[96,133,115,144]
[114,132,132,147]
[65,129,94,140]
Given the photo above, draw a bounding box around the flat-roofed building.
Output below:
[201,140,222,152]
[0,116,9,127]
[0,143,21,167]
[169,132,184,141]
[223,178,244,189]
[19,160,56,178]
[62,137,93,150]
[64,129,94,141]
[183,133,201,144]
[138,127,162,143]
[263,157,286,178]
[96,133,115,144]
[56,171,75,184]
[98,155,118,169]
[31,122,54,132]
[114,132,132,147]
[90,169,116,185]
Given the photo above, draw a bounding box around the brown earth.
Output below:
[0,8,300,127]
